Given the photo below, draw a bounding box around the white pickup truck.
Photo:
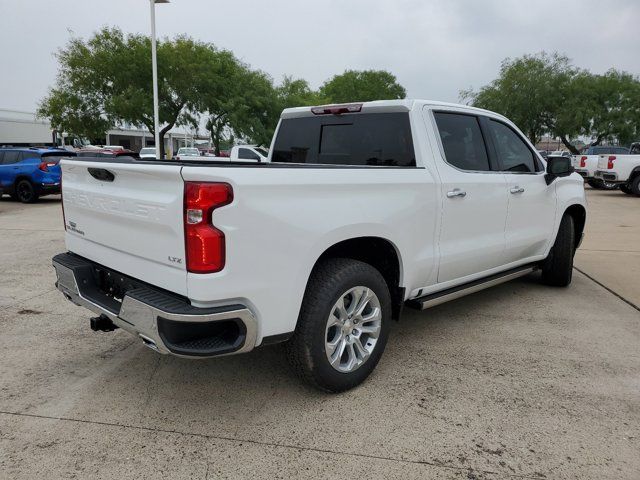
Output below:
[52,100,586,392]
[176,145,268,162]
[572,146,630,190]
[594,143,640,195]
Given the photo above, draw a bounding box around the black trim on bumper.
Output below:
[157,316,247,356]
[39,184,61,195]
[260,332,294,346]
[52,252,257,357]
[52,252,243,316]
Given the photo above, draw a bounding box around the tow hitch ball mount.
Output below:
[90,315,119,332]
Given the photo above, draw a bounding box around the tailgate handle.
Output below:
[88,168,115,182]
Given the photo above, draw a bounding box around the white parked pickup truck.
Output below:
[176,145,268,162]
[594,143,640,195]
[572,145,629,190]
[52,100,586,392]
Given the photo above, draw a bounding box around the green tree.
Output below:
[546,69,640,152]
[39,27,213,158]
[319,70,406,103]
[276,76,326,108]
[38,87,111,144]
[461,52,575,146]
[584,70,640,147]
[202,59,280,154]
[462,52,640,153]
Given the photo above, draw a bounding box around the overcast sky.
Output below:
[1,0,639,112]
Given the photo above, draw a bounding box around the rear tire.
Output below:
[285,258,391,392]
[629,176,640,196]
[541,215,575,287]
[15,180,37,203]
[620,184,634,195]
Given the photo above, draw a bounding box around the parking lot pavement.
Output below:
[574,187,640,308]
[0,191,639,480]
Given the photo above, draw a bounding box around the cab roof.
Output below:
[280,99,507,122]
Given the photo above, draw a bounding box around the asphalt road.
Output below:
[0,188,638,479]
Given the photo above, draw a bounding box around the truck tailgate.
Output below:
[597,156,609,170]
[60,159,188,295]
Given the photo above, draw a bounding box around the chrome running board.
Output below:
[406,265,537,310]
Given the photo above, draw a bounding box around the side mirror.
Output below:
[545,156,574,185]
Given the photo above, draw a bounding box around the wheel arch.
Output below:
[629,167,640,183]
[564,204,586,250]
[13,175,34,186]
[309,236,405,321]
[7,175,34,194]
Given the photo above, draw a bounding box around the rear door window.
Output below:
[272,112,415,166]
[486,120,539,173]
[433,112,491,172]
[21,151,41,161]
[2,151,21,164]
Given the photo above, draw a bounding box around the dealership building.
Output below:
[0,108,206,156]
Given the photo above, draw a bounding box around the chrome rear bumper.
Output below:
[52,253,257,358]
[594,170,619,182]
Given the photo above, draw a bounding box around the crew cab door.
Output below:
[430,111,508,283]
[483,119,556,263]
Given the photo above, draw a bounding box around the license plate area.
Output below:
[94,267,139,305]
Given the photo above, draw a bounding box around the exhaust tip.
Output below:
[139,334,159,352]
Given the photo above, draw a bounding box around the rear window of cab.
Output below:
[272,112,416,167]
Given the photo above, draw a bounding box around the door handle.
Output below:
[510,186,525,194]
[447,189,467,198]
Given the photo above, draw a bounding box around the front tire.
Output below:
[285,258,391,392]
[541,215,575,287]
[15,180,37,203]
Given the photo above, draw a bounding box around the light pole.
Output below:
[150,0,169,159]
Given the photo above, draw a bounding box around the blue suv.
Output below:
[0,147,76,203]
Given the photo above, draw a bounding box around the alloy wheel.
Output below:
[324,286,382,373]
[17,182,34,203]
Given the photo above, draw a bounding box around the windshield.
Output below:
[178,148,199,156]
[140,148,155,154]
[255,147,269,157]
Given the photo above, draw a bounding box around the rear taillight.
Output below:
[311,103,363,115]
[39,161,56,172]
[608,156,616,169]
[580,156,587,168]
[184,182,233,274]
